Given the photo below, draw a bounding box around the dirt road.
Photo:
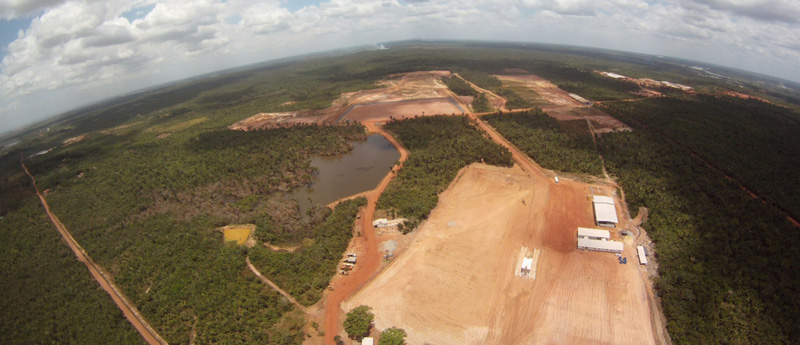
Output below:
[246,257,306,312]
[21,159,167,345]
[322,121,409,344]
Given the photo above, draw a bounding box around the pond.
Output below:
[287,134,400,215]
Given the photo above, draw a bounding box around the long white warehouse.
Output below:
[593,195,619,228]
[637,246,648,265]
[578,238,624,253]
[577,227,611,240]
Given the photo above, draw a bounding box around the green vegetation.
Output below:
[344,305,374,340]
[378,327,407,345]
[378,115,512,232]
[484,109,603,175]
[599,95,800,220]
[442,76,478,97]
[248,197,366,306]
[2,123,366,344]
[495,88,533,110]
[0,198,145,344]
[599,129,799,344]
[471,93,493,112]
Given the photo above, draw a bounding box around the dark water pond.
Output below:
[287,134,400,215]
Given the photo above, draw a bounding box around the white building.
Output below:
[577,227,611,240]
[568,93,592,106]
[362,337,374,345]
[592,195,619,228]
[577,238,624,253]
[372,218,388,227]
[637,246,648,265]
[602,72,627,79]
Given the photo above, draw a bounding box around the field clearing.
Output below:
[338,97,466,122]
[496,74,631,132]
[230,71,471,130]
[220,224,255,245]
[154,117,208,133]
[344,164,655,345]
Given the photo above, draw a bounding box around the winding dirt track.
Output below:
[322,121,409,344]
[246,256,306,312]
[21,159,167,345]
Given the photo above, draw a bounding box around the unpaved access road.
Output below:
[322,121,409,344]
[21,159,167,345]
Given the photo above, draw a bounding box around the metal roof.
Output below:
[637,246,648,265]
[592,196,619,224]
[577,238,624,252]
[577,227,611,239]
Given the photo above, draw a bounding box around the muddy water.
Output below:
[287,134,400,215]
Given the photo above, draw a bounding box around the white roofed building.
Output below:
[577,227,611,240]
[577,238,624,253]
[592,195,619,228]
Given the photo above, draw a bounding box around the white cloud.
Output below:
[0,0,799,132]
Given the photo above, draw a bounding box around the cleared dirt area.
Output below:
[338,97,466,122]
[495,74,631,133]
[230,71,472,130]
[219,224,255,246]
[344,163,655,345]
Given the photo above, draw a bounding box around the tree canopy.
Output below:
[344,305,374,340]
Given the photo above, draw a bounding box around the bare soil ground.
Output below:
[340,98,466,122]
[231,71,471,130]
[344,163,655,345]
[495,74,631,132]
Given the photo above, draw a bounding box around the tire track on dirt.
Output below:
[245,256,306,312]
[21,158,167,345]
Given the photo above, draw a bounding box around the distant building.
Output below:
[362,337,374,345]
[372,218,388,228]
[568,93,593,106]
[592,196,619,228]
[602,72,627,79]
[660,81,693,91]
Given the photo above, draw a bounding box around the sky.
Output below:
[1,0,799,133]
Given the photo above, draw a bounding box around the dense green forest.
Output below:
[484,110,604,176]
[599,129,799,344]
[377,116,512,232]
[249,197,366,306]
[1,123,367,344]
[598,95,800,221]
[0,198,145,344]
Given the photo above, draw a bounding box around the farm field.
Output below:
[345,163,656,345]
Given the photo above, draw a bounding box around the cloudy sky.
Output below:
[1,0,799,133]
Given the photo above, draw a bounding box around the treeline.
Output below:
[598,95,800,221]
[442,76,477,97]
[0,198,145,344]
[249,197,366,306]
[598,129,800,344]
[20,124,370,344]
[484,110,603,175]
[377,116,513,232]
